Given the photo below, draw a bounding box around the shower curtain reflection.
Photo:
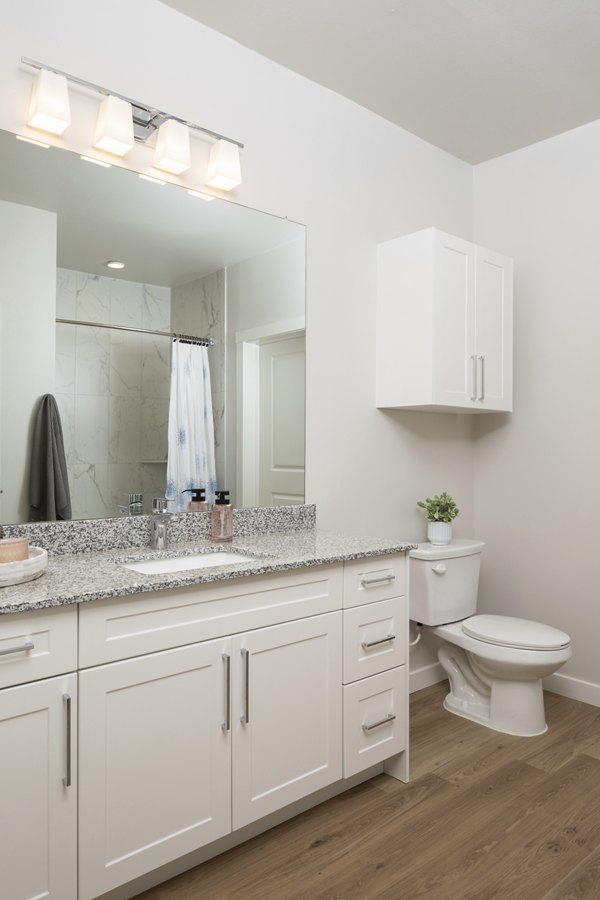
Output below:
[166,340,217,512]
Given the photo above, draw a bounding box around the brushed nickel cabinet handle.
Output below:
[362,713,396,733]
[222,653,231,732]
[470,354,477,401]
[360,573,395,587]
[361,634,396,649]
[0,640,34,657]
[240,648,250,725]
[477,355,485,400]
[63,693,72,788]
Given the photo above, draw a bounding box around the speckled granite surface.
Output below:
[1,504,316,555]
[0,529,416,615]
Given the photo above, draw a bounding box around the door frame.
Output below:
[236,317,305,508]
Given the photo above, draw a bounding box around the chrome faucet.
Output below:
[150,498,173,550]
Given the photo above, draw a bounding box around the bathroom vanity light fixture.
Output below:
[153,119,190,175]
[27,68,71,135]
[93,95,134,157]
[21,57,244,189]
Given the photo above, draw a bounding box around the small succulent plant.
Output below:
[417,492,460,523]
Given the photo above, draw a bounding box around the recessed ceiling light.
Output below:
[105,260,125,270]
[80,154,111,168]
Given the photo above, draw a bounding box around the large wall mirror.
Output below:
[0,129,306,525]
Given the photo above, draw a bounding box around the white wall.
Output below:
[0,199,56,522]
[473,119,600,700]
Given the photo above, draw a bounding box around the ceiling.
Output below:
[162,0,600,163]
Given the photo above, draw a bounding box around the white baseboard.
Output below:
[409,661,446,694]
[544,671,600,708]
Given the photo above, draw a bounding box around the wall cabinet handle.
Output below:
[361,634,396,649]
[0,640,34,657]
[360,573,395,588]
[477,355,485,400]
[469,354,477,401]
[240,648,250,725]
[362,713,396,733]
[63,693,72,788]
[222,654,231,732]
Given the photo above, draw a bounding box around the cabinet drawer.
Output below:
[79,565,343,666]
[343,667,407,778]
[343,596,406,684]
[343,554,406,608]
[0,605,78,689]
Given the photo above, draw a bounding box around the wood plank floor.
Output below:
[139,683,600,899]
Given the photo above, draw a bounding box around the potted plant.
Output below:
[417,492,459,545]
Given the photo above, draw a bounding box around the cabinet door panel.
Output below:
[0,673,77,900]
[433,231,475,406]
[232,611,342,829]
[475,246,513,410]
[79,641,231,900]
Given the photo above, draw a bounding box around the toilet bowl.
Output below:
[409,541,572,737]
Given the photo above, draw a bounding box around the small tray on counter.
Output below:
[0,547,48,588]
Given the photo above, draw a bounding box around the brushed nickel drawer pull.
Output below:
[361,634,396,650]
[222,653,231,732]
[63,693,72,788]
[360,573,395,587]
[0,640,34,657]
[362,713,396,733]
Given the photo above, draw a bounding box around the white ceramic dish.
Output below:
[0,547,48,588]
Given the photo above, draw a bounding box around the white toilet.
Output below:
[409,540,571,737]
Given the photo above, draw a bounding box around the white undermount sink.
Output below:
[123,551,256,575]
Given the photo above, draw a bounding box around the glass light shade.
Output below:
[93,95,134,157]
[206,139,242,190]
[153,119,191,175]
[27,69,71,136]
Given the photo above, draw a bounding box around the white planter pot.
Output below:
[427,522,452,545]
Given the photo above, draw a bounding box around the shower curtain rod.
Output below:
[55,317,215,347]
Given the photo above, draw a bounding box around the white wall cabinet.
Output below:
[0,672,77,900]
[376,227,513,412]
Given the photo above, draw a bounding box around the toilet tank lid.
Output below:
[462,615,571,650]
[409,539,485,560]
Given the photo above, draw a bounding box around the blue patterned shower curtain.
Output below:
[166,341,217,511]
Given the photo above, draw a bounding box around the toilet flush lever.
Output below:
[432,564,447,575]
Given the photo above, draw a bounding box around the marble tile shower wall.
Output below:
[171,269,226,486]
[55,269,171,519]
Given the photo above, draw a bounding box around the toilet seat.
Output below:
[462,615,571,651]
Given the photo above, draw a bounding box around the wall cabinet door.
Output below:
[78,639,232,900]
[376,227,512,412]
[0,673,77,900]
[232,611,342,830]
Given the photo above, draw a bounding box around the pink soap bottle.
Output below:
[211,491,233,542]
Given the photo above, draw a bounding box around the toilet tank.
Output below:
[409,539,484,625]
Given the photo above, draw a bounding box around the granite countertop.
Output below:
[0,530,416,615]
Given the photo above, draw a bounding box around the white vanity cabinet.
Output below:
[77,567,345,899]
[0,551,408,900]
[0,606,78,900]
[376,227,513,412]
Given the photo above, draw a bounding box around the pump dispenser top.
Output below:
[181,488,209,512]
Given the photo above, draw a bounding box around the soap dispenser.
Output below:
[211,491,233,542]
[181,488,209,512]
